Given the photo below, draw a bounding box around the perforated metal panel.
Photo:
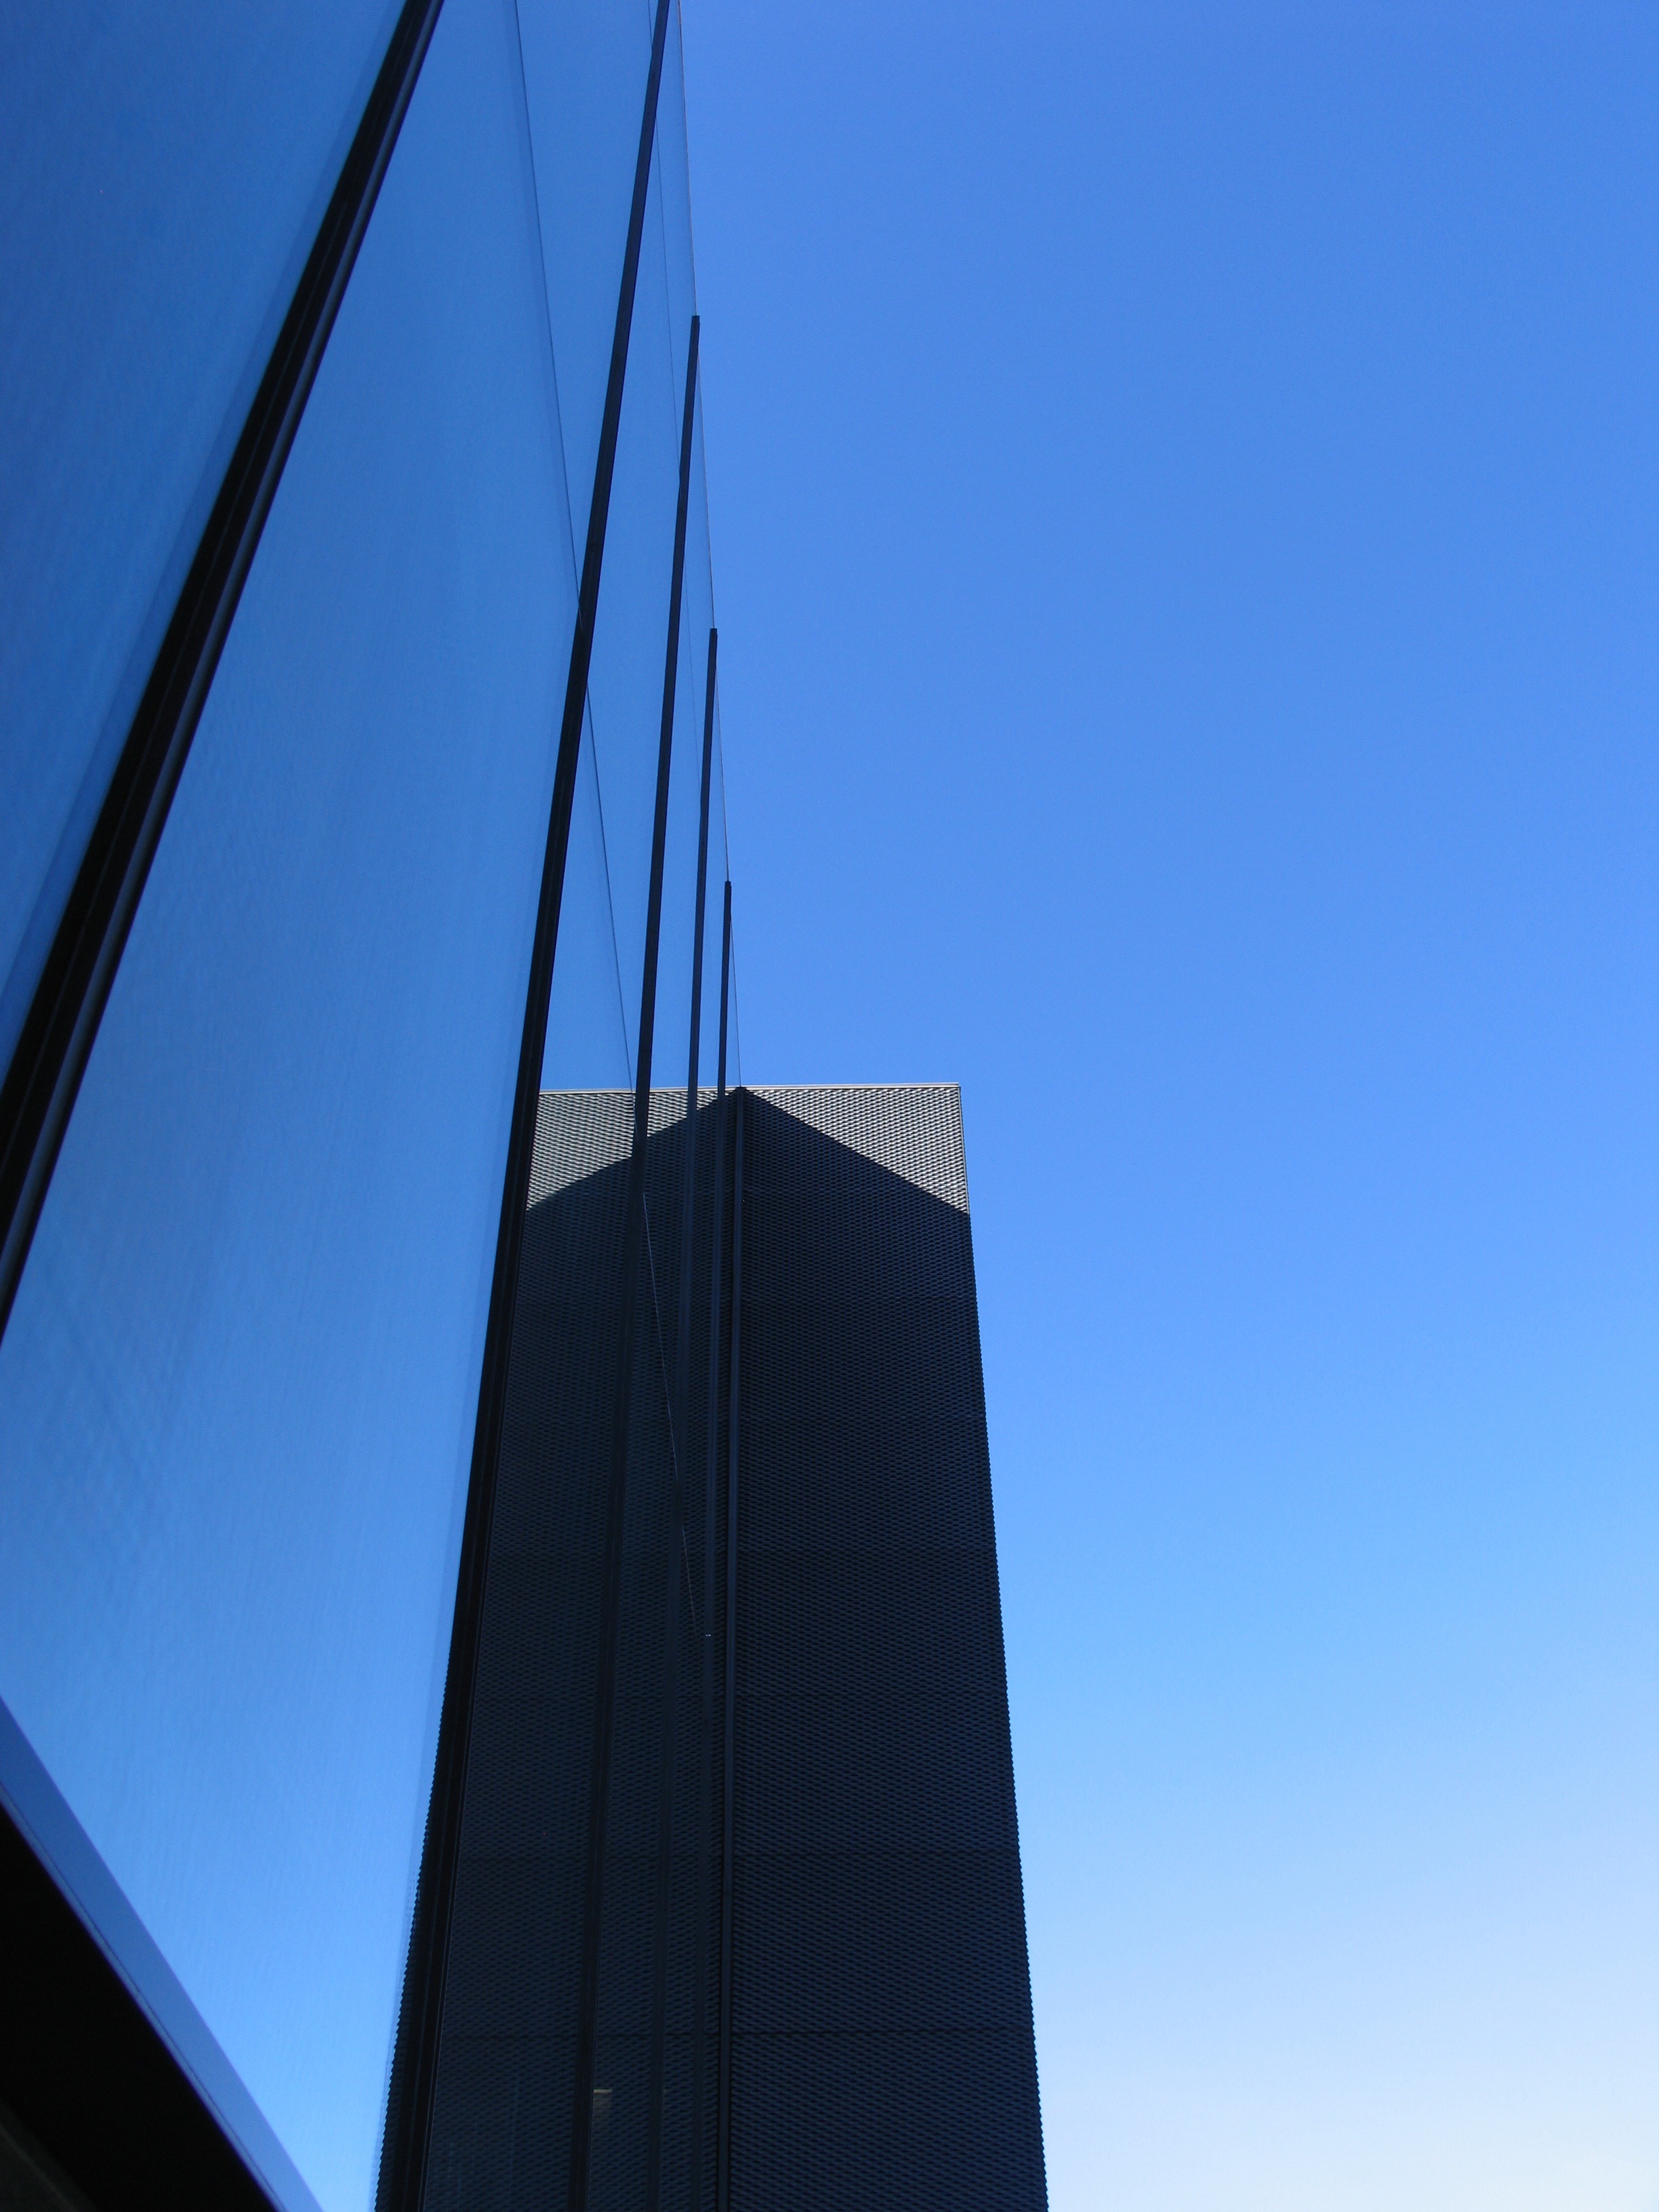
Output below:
[413,1085,1044,2212]
[731,1088,1046,2212]
[423,1088,728,2212]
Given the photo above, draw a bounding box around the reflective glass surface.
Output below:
[660,0,735,1094]
[544,707,640,1092]
[518,0,653,550]
[527,0,663,1097]
[583,131,688,1073]
[523,0,728,1106]
[644,0,716,1107]
[0,0,743,2203]
[0,0,578,2202]
[0,0,399,1073]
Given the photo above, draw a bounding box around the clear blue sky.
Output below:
[683,3,1658,2204]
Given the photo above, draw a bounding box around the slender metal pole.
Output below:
[643,386,708,2212]
[576,305,699,2212]
[715,1090,744,2212]
[689,881,731,2212]
[647,629,718,2212]
[678,634,717,1482]
[0,0,448,1342]
[381,5,678,2208]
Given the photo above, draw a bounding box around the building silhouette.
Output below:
[413,1086,1045,2212]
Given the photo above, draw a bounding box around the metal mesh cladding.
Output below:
[422,1090,729,2212]
[730,1087,1046,2212]
[412,1084,1044,2212]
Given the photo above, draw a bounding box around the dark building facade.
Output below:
[725,1086,1043,2211]
[417,1084,1046,2211]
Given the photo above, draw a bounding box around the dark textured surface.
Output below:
[0,2102,95,2212]
[731,1089,1045,2212]
[421,1085,1044,2212]
[424,1089,726,2212]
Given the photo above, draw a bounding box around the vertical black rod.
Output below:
[677,634,717,1460]
[379,4,676,2207]
[715,1091,744,2212]
[642,344,705,2212]
[0,0,448,1343]
[648,627,717,2212]
[575,305,699,2212]
[689,880,730,2212]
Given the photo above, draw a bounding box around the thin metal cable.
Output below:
[510,0,634,1087]
[660,0,724,968]
[673,0,720,623]
[640,1191,680,1490]
[508,0,577,580]
[714,682,733,894]
[588,699,636,1082]
[647,0,681,452]
[727,930,743,1087]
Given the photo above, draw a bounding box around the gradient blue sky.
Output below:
[683,4,1658,2205]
